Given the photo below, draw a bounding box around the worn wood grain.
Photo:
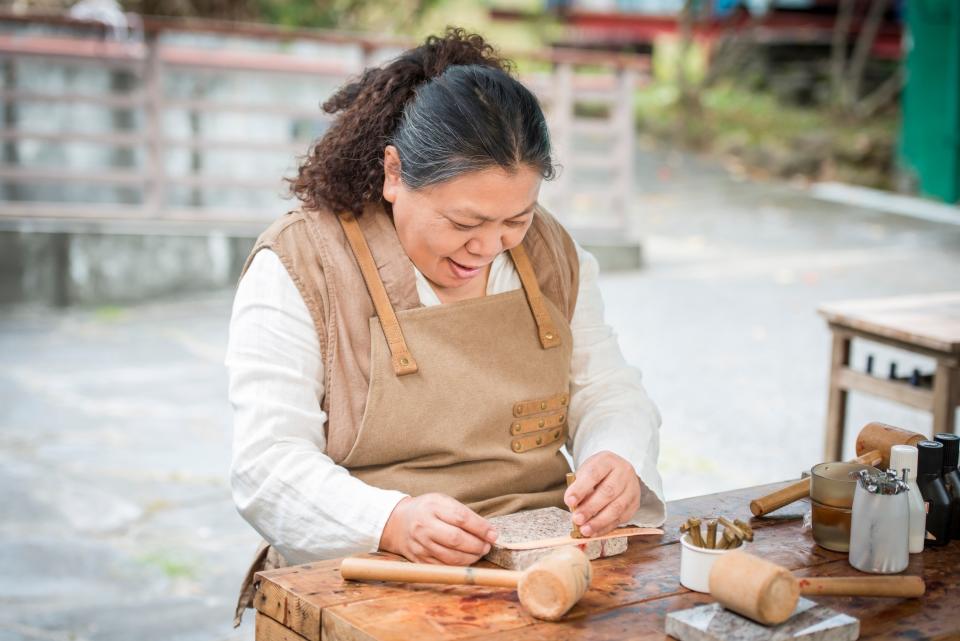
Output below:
[255,566,323,641]
[323,585,533,641]
[479,591,718,641]
[255,612,312,641]
[480,543,960,641]
[316,515,842,641]
[254,483,959,641]
[254,482,808,641]
[254,553,446,641]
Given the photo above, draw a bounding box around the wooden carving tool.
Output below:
[708,551,925,626]
[749,421,924,517]
[680,518,704,548]
[705,520,718,549]
[341,545,592,621]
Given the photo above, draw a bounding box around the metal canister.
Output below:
[848,469,910,574]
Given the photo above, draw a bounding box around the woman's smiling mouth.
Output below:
[447,257,484,279]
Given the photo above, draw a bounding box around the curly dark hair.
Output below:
[290,28,555,215]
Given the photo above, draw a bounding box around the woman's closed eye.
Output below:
[451,219,528,231]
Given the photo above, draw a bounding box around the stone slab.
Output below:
[483,507,628,571]
[665,598,859,641]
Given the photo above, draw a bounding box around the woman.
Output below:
[227,29,664,625]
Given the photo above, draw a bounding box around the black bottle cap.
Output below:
[934,433,959,469]
[917,440,944,476]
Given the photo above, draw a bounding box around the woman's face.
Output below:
[382,145,541,299]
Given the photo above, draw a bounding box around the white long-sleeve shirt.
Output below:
[227,242,665,565]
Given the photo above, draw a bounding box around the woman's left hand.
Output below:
[564,451,641,538]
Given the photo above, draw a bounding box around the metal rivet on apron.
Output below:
[536,436,543,445]
[540,401,547,410]
[545,332,555,340]
[400,357,409,366]
[511,423,521,435]
[561,395,568,405]
[559,414,565,423]
[514,404,523,416]
[512,441,522,452]
[538,419,545,428]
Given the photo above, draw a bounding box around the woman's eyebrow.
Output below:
[449,203,536,221]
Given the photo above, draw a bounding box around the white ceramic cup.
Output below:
[679,533,741,593]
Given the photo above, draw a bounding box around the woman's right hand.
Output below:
[379,494,499,565]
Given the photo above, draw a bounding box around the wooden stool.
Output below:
[818,292,960,461]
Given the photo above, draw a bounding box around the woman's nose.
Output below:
[466,229,503,257]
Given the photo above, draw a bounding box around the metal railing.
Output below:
[0,13,649,231]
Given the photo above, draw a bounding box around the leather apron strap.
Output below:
[508,243,562,350]
[338,213,419,376]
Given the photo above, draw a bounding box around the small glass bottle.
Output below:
[889,444,925,553]
[917,440,952,548]
[934,433,960,540]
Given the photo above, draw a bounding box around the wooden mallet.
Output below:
[340,545,592,621]
[708,551,925,626]
[749,422,924,517]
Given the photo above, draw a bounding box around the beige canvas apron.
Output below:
[234,214,574,625]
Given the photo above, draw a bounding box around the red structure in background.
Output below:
[491,2,902,60]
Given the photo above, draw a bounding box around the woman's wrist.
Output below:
[378,495,411,554]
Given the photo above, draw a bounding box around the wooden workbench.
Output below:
[818,292,960,461]
[250,481,960,641]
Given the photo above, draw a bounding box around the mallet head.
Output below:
[517,546,592,621]
[709,551,799,625]
[855,422,925,468]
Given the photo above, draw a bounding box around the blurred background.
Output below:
[0,0,958,639]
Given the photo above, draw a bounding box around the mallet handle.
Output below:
[798,575,925,598]
[749,450,882,517]
[749,479,809,517]
[340,558,521,588]
[854,449,883,467]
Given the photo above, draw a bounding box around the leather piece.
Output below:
[512,392,570,417]
[511,425,565,454]
[510,411,566,436]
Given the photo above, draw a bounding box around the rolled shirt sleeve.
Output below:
[567,244,666,527]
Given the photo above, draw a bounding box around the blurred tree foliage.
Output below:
[117,0,445,30]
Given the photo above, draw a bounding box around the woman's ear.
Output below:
[382,145,402,204]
